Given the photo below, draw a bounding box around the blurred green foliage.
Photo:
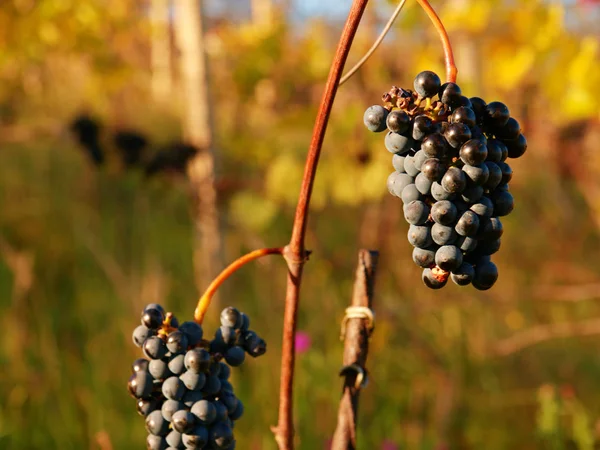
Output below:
[1,0,600,449]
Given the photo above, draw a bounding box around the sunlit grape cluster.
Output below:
[363,71,526,289]
[128,303,266,449]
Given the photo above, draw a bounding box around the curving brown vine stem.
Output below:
[272,1,371,448]
[416,0,457,83]
[194,247,284,324]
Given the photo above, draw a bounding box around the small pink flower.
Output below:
[381,439,399,450]
[295,331,312,354]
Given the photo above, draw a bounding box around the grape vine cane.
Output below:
[127,0,527,448]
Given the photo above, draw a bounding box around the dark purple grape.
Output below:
[461,185,484,203]
[432,223,458,245]
[403,200,430,225]
[408,225,433,249]
[162,376,186,401]
[230,401,244,421]
[218,362,231,380]
[167,330,189,354]
[143,336,168,360]
[462,164,489,186]
[401,184,423,204]
[192,400,217,425]
[184,348,211,373]
[483,162,502,190]
[162,399,185,422]
[412,247,436,268]
[413,150,428,169]
[172,410,196,434]
[459,139,488,165]
[183,425,209,449]
[422,268,448,289]
[217,326,237,346]
[166,430,183,448]
[415,172,433,195]
[392,154,406,172]
[431,200,457,225]
[136,396,161,417]
[421,158,446,181]
[128,371,154,399]
[441,167,467,194]
[146,434,167,450]
[220,391,239,415]
[385,131,414,154]
[403,155,420,177]
[435,245,463,272]
[505,133,527,158]
[485,101,510,127]
[421,133,448,159]
[438,82,462,107]
[142,308,164,330]
[431,181,456,201]
[132,358,150,373]
[469,97,487,122]
[149,359,172,380]
[133,325,154,347]
[179,321,204,347]
[444,122,472,149]
[479,217,503,240]
[168,354,186,375]
[146,409,170,436]
[456,236,478,252]
[209,421,235,449]
[470,196,494,218]
[457,96,472,108]
[494,117,520,140]
[386,110,411,134]
[451,106,477,128]
[486,139,508,163]
[363,105,388,132]
[387,172,414,197]
[412,115,435,141]
[472,260,499,290]
[202,375,221,396]
[491,190,514,216]
[225,346,246,367]
[451,263,475,286]
[478,238,501,256]
[220,307,243,329]
[180,371,206,391]
[470,125,488,145]
[498,161,513,184]
[182,390,203,409]
[414,70,441,98]
[455,211,480,237]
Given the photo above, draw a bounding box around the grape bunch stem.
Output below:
[416,0,457,83]
[194,247,284,324]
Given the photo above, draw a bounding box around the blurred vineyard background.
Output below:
[1,0,600,448]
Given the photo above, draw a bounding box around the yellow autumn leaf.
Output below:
[532,2,564,52]
[486,45,535,91]
[441,0,492,34]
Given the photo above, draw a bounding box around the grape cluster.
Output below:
[128,303,267,449]
[363,71,526,290]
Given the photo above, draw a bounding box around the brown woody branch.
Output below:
[273,1,370,449]
[331,250,379,450]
